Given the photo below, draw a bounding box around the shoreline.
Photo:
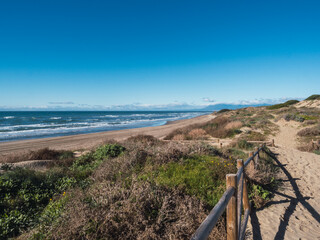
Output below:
[0,113,215,157]
[0,111,209,143]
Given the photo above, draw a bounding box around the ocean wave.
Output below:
[99,115,119,118]
[50,117,62,120]
[3,116,15,119]
[0,111,208,141]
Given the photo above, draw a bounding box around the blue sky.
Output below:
[0,0,319,110]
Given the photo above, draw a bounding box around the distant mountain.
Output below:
[201,103,269,111]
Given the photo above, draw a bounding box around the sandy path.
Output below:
[247,120,320,239]
[0,114,215,157]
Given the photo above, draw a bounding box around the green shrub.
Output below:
[217,109,231,114]
[0,168,65,238]
[224,148,247,160]
[249,184,271,208]
[237,139,253,150]
[283,113,305,122]
[267,100,299,110]
[93,144,125,160]
[305,94,320,100]
[245,131,266,141]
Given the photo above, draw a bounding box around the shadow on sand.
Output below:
[250,150,320,240]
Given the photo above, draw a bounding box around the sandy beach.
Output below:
[0,113,215,157]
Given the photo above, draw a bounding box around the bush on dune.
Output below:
[164,116,243,140]
[305,94,320,101]
[1,148,74,164]
[297,126,320,137]
[266,100,299,110]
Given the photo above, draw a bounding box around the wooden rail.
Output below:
[191,144,268,240]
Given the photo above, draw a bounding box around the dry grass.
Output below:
[188,128,208,140]
[0,148,74,164]
[165,116,243,140]
[224,121,243,130]
[48,180,225,240]
[172,134,186,141]
[297,126,320,137]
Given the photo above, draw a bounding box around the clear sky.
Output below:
[0,0,319,110]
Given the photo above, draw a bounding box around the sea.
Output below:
[0,111,209,142]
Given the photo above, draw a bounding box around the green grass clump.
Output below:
[140,155,236,207]
[224,148,247,160]
[93,144,125,160]
[267,100,299,110]
[305,94,320,101]
[237,139,254,150]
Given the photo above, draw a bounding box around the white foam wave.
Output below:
[50,117,62,120]
[3,116,15,119]
[0,112,208,140]
[99,115,119,118]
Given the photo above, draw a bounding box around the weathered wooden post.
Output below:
[249,151,254,171]
[226,174,238,240]
[255,147,259,168]
[237,159,250,212]
[272,139,275,147]
[220,142,223,149]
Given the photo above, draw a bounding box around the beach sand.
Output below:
[0,114,215,157]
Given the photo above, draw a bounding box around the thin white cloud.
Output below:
[48,101,75,105]
[202,97,215,103]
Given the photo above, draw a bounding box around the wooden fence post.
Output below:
[239,161,250,213]
[220,143,223,149]
[249,152,254,171]
[226,174,238,240]
[255,147,259,168]
[311,140,315,150]
[272,139,275,147]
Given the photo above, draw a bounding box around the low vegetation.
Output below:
[0,144,125,239]
[0,135,279,239]
[164,116,243,140]
[0,148,74,164]
[246,148,279,208]
[305,94,320,101]
[266,100,299,110]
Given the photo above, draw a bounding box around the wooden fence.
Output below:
[191,144,268,240]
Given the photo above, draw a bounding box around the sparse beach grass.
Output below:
[1,133,278,239]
